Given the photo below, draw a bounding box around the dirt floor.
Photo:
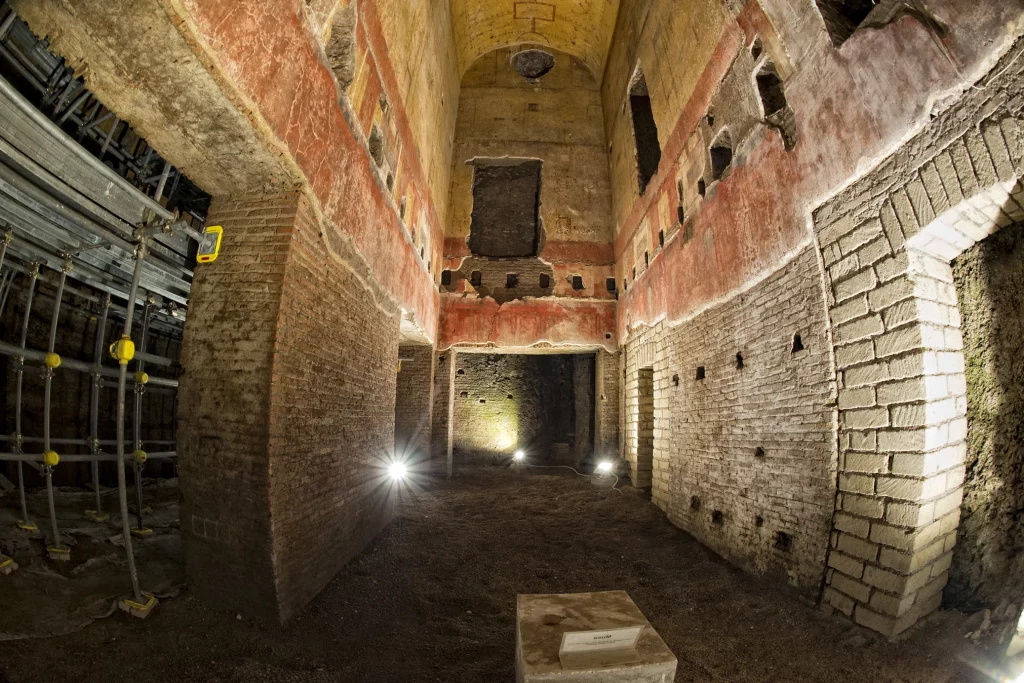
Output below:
[0,465,1008,682]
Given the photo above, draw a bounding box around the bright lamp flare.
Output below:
[514,450,525,460]
[597,461,613,473]
[388,462,407,480]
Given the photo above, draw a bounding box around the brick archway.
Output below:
[813,48,1024,637]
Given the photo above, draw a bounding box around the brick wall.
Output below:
[268,194,401,620]
[452,353,585,463]
[180,192,403,621]
[811,42,1024,636]
[622,323,671,501]
[572,354,594,464]
[395,343,435,462]
[430,350,455,474]
[179,193,293,619]
[595,350,620,461]
[622,246,837,593]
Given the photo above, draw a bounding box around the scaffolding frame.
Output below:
[0,10,205,611]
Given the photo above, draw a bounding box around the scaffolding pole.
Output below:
[131,298,153,535]
[13,260,38,531]
[86,293,110,521]
[115,240,147,604]
[41,259,70,559]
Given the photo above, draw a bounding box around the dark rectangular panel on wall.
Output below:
[468,160,542,257]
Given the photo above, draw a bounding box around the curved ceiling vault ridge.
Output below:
[450,0,621,80]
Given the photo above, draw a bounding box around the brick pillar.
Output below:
[179,193,401,621]
[430,349,455,476]
[395,344,435,464]
[815,109,1024,636]
[595,350,620,462]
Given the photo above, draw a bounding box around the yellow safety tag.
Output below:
[197,225,223,264]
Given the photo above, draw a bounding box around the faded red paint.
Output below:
[440,296,616,352]
[617,1,1018,342]
[358,0,444,233]
[613,19,744,260]
[444,238,614,265]
[174,0,442,341]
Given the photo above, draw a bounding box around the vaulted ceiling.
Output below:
[450,0,621,79]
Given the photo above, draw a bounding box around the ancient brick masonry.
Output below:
[180,192,403,621]
[623,247,837,594]
[395,344,436,462]
[594,350,620,462]
[813,44,1024,637]
[430,351,456,475]
[452,354,583,463]
[178,194,296,619]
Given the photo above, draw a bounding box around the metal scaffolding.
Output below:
[0,5,207,615]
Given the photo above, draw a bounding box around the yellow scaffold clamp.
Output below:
[135,371,149,385]
[45,352,61,369]
[133,450,148,465]
[42,450,60,467]
[109,336,135,365]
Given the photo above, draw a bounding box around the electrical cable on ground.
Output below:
[522,463,625,495]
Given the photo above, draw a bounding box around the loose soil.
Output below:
[0,466,997,682]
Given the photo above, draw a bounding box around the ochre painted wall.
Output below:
[445,46,615,301]
[608,0,1022,342]
[450,0,620,77]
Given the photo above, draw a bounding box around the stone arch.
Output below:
[812,42,1024,638]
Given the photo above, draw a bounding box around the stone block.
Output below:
[830,572,873,602]
[835,269,878,302]
[844,452,888,474]
[842,494,885,519]
[823,587,856,617]
[516,591,677,683]
[837,533,880,561]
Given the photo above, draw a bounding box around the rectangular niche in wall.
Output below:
[468,159,542,258]
[814,0,875,46]
[629,66,662,196]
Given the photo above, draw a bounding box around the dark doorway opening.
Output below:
[450,353,595,468]
[636,367,655,493]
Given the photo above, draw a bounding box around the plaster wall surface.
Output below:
[440,44,616,350]
[371,0,460,227]
[450,0,620,78]
[609,0,1023,342]
[447,47,613,258]
[14,0,444,345]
